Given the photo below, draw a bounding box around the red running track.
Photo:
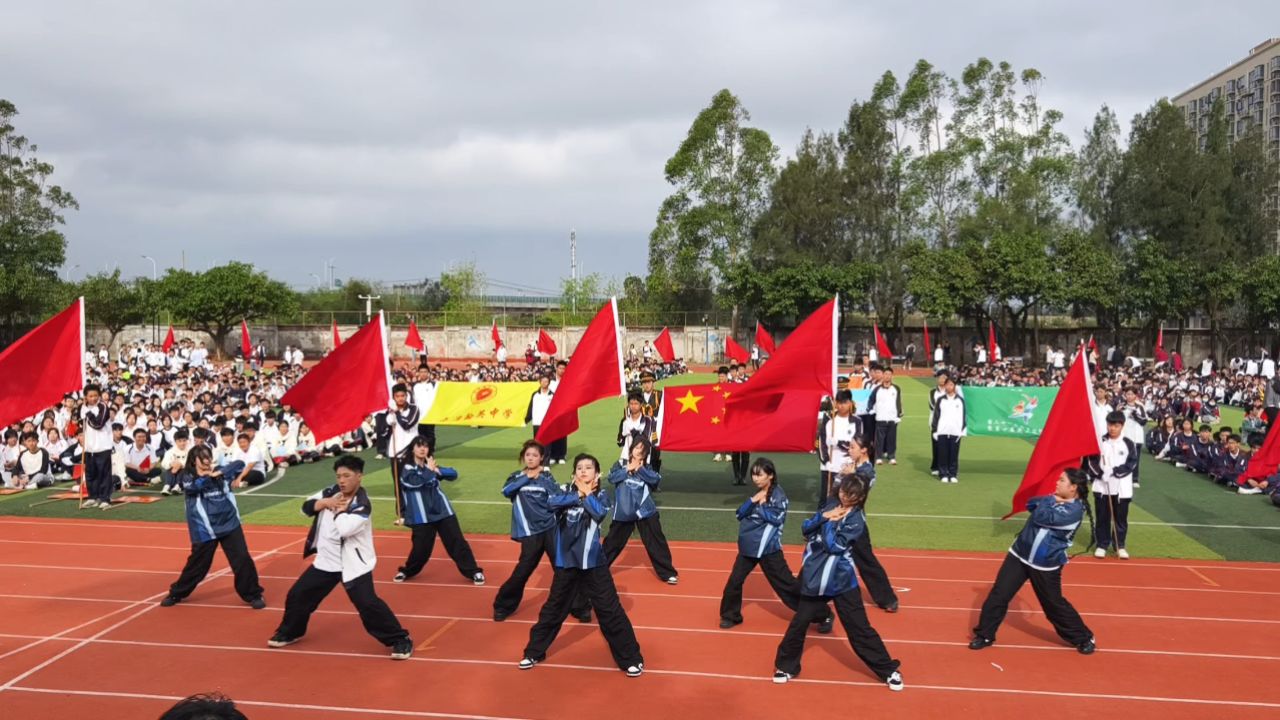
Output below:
[0,517,1277,719]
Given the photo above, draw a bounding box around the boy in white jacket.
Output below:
[269,455,414,659]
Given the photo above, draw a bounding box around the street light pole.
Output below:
[142,255,158,343]
[357,294,381,323]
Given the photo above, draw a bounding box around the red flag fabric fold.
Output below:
[535,299,624,444]
[873,322,893,360]
[653,327,676,363]
[923,319,932,361]
[162,326,176,353]
[536,328,558,356]
[281,314,392,441]
[405,319,423,352]
[1004,347,1101,518]
[754,322,776,355]
[0,298,85,430]
[1154,323,1168,363]
[988,321,1001,363]
[725,336,750,364]
[331,319,342,349]
[491,321,503,351]
[241,320,252,359]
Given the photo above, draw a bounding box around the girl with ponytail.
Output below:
[969,467,1096,654]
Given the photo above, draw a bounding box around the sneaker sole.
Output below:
[267,638,299,648]
[391,652,413,660]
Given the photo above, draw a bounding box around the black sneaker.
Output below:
[719,617,742,629]
[1077,638,1096,655]
[880,601,899,613]
[816,615,834,634]
[885,671,904,692]
[472,572,486,586]
[968,636,994,650]
[267,633,299,648]
[391,638,414,660]
[772,669,792,684]
[392,572,407,583]
[493,611,509,622]
[518,657,538,670]
[159,595,180,607]
[249,597,266,610]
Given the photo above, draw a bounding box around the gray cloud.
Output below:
[3,1,1270,290]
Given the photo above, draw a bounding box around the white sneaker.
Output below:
[160,486,172,496]
[886,671,904,691]
[1094,547,1107,558]
[875,459,884,465]
[518,657,538,670]
[149,478,161,486]
[24,482,37,490]
[625,664,643,677]
[950,477,959,484]
[81,499,98,509]
[1238,487,1262,495]
[939,476,948,483]
[772,669,792,684]
[713,454,723,462]
[930,470,940,477]
[1117,548,1130,560]
[889,459,897,465]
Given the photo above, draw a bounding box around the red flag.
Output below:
[0,298,85,430]
[653,327,676,363]
[988,321,1001,363]
[404,319,423,352]
[535,299,624,444]
[725,336,750,364]
[923,319,932,360]
[873,322,893,360]
[721,299,837,451]
[754,322,776,355]
[1087,334,1098,353]
[241,320,252,359]
[1154,323,1168,363]
[162,326,175,353]
[661,382,826,452]
[331,318,342,349]
[281,313,392,441]
[536,328,558,356]
[1004,347,1101,519]
[138,455,151,472]
[491,321,503,351]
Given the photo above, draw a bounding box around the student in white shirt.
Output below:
[929,379,967,483]
[159,430,193,495]
[817,390,861,500]
[231,433,267,487]
[869,369,904,465]
[9,432,55,490]
[124,429,160,487]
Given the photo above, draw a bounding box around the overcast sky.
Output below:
[3,2,1273,293]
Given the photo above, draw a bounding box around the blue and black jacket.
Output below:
[607,461,660,522]
[735,483,788,558]
[548,487,610,570]
[501,469,561,539]
[399,462,459,525]
[1008,494,1083,571]
[180,460,245,544]
[797,499,866,597]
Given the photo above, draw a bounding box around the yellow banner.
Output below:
[424,382,538,427]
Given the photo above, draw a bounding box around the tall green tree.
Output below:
[162,262,296,357]
[77,270,147,347]
[0,99,77,339]
[649,89,778,330]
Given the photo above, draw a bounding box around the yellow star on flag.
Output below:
[710,416,721,424]
[722,390,731,399]
[711,384,721,392]
[676,389,705,414]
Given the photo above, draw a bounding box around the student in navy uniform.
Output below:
[603,438,678,585]
[927,372,949,477]
[493,440,562,621]
[80,384,115,508]
[728,365,752,484]
[970,468,1096,654]
[719,457,832,633]
[270,455,414,660]
[160,445,265,609]
[519,453,645,677]
[387,383,421,471]
[1085,411,1138,560]
[772,472,903,691]
[393,436,485,586]
[617,391,658,467]
[817,390,861,502]
[842,438,899,612]
[929,377,966,483]
[545,361,569,464]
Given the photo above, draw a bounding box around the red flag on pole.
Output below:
[1154,323,1168,363]
[281,313,392,441]
[721,298,838,451]
[491,321,503,351]
[536,328,558,356]
[725,336,750,364]
[404,319,423,352]
[754,322,776,355]
[988,321,1001,363]
[162,326,176,353]
[1003,346,1101,519]
[241,320,252,359]
[535,299,624,444]
[0,298,85,430]
[653,327,676,363]
[873,322,893,360]
[923,319,932,361]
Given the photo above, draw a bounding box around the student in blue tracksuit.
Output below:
[970,467,1096,653]
[159,444,265,609]
[602,438,678,585]
[719,457,832,633]
[773,472,903,690]
[493,439,562,621]
[393,436,484,585]
[520,453,645,677]
[841,438,899,613]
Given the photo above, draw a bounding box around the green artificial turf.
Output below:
[4,374,1278,562]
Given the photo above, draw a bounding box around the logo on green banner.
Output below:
[962,386,1058,437]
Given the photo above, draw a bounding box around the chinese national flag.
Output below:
[405,319,423,351]
[331,319,342,349]
[725,336,750,364]
[0,298,85,430]
[536,328,558,356]
[660,382,822,452]
[873,322,893,360]
[1004,347,1101,518]
[162,326,176,353]
[241,320,253,358]
[281,313,393,441]
[754,322,776,355]
[535,299,624,444]
[653,327,676,363]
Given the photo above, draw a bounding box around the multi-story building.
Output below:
[1173,38,1280,155]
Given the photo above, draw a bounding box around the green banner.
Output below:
[961,386,1059,437]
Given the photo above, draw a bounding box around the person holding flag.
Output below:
[1085,411,1139,559]
[636,371,663,471]
[81,383,115,509]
